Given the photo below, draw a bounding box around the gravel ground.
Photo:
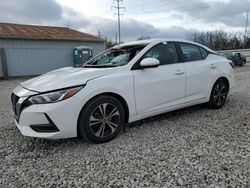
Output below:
[0,66,249,187]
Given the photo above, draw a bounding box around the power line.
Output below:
[125,0,194,9]
[126,1,221,15]
[112,0,125,43]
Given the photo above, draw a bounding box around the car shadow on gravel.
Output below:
[2,103,220,153]
[26,104,205,145]
[126,104,205,129]
[15,137,86,154]
[0,126,88,153]
[28,104,205,146]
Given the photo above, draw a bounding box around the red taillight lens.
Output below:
[229,62,235,68]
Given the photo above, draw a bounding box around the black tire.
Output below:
[78,95,125,143]
[208,79,229,109]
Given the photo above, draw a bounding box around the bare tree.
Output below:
[188,30,246,50]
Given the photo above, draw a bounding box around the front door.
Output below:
[133,42,186,115]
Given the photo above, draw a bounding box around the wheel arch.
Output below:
[209,76,230,99]
[208,76,230,109]
[77,92,130,137]
[216,76,230,90]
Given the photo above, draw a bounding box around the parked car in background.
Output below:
[223,52,246,66]
[11,39,235,143]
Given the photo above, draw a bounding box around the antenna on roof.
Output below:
[65,21,72,28]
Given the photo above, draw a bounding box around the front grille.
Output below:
[20,100,32,114]
[11,93,20,120]
[11,93,32,122]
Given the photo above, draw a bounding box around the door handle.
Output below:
[174,70,185,75]
[209,64,217,69]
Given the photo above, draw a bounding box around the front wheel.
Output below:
[78,95,125,143]
[208,79,229,109]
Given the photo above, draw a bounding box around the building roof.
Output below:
[0,23,104,42]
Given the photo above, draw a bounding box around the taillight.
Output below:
[229,62,235,68]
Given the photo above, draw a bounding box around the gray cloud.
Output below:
[171,0,249,27]
[0,0,248,29]
[83,17,198,41]
[0,0,62,24]
[127,0,248,27]
[2,0,242,42]
[52,7,90,28]
[200,0,249,27]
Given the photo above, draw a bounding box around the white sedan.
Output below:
[11,39,234,143]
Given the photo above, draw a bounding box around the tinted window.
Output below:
[200,47,208,59]
[225,53,233,60]
[142,43,178,65]
[179,43,202,62]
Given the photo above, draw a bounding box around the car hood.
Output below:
[21,67,114,92]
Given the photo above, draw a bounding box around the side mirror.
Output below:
[140,58,160,68]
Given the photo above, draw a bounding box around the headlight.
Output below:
[28,86,83,104]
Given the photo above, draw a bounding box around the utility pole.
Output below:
[112,0,125,44]
[243,11,249,49]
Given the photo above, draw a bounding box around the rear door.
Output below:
[177,43,217,102]
[132,42,186,115]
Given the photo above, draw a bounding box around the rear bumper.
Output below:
[229,68,235,92]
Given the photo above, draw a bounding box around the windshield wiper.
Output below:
[83,64,117,68]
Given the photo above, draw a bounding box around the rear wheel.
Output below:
[78,95,125,143]
[208,79,229,109]
[242,60,246,66]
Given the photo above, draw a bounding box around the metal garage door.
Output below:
[5,48,71,76]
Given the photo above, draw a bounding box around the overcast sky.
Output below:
[0,0,249,42]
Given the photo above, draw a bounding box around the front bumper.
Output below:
[12,86,82,139]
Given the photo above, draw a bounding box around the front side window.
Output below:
[142,43,178,65]
[179,43,202,62]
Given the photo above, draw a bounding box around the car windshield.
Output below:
[83,45,146,68]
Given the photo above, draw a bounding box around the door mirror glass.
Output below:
[140,58,160,68]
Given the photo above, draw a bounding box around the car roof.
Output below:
[113,38,215,53]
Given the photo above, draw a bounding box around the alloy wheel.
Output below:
[89,103,120,138]
[212,82,227,106]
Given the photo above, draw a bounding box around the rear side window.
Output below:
[179,43,202,62]
[200,47,208,59]
[142,43,178,65]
